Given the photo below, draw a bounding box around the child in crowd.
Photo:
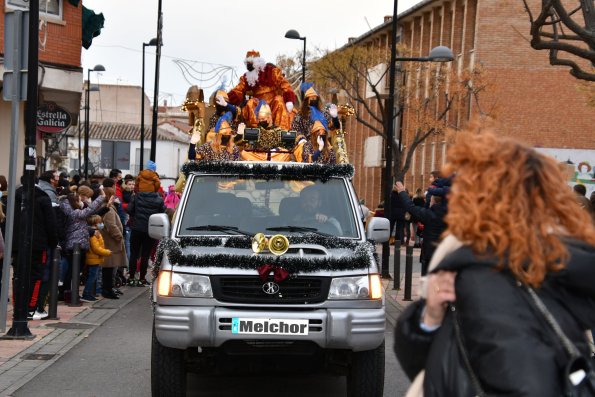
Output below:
[425,170,451,209]
[164,185,181,209]
[82,215,111,302]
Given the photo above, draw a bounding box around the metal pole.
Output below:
[77,110,82,176]
[403,245,413,301]
[302,37,306,85]
[68,243,81,306]
[6,0,39,339]
[150,0,163,162]
[140,43,146,172]
[381,0,399,279]
[84,69,90,179]
[397,70,406,163]
[392,240,401,290]
[48,247,60,320]
[0,10,25,333]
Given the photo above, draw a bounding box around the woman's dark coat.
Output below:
[127,192,165,233]
[394,239,595,396]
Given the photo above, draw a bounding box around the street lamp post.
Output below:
[381,0,453,279]
[141,38,158,172]
[150,0,164,163]
[84,64,106,179]
[80,85,98,176]
[284,29,307,89]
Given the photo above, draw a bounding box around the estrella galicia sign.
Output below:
[37,102,72,133]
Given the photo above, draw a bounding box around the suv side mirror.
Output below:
[148,213,170,240]
[366,217,390,243]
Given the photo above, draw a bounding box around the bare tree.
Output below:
[308,46,493,180]
[522,0,595,81]
[276,52,308,97]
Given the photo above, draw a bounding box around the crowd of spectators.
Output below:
[0,162,179,320]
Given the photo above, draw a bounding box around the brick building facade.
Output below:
[0,0,87,177]
[338,0,595,209]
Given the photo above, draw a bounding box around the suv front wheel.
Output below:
[347,341,385,397]
[151,327,187,397]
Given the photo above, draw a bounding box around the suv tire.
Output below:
[347,341,385,397]
[151,327,186,397]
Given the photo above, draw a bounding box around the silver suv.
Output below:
[149,162,390,397]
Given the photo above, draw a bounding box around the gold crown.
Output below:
[304,87,318,99]
[215,90,228,101]
[311,120,326,134]
[218,120,232,135]
[258,104,272,117]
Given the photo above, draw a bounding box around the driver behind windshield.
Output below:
[295,185,342,234]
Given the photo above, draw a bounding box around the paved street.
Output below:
[12,255,415,396]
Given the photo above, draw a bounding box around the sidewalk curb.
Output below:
[385,291,405,328]
[0,287,149,397]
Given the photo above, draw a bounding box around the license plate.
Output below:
[231,318,309,335]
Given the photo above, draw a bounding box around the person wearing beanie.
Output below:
[136,161,161,194]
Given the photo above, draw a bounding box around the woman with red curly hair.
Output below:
[395,130,595,396]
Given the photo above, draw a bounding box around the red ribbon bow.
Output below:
[257,264,289,283]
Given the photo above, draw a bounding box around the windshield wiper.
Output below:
[266,226,333,237]
[186,225,252,236]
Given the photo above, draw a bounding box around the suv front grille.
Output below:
[211,276,330,304]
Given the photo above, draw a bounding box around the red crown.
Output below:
[245,50,261,59]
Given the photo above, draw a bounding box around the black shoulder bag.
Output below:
[451,304,487,397]
[523,285,595,397]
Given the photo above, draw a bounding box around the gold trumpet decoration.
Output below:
[268,235,290,255]
[252,233,268,254]
[251,233,290,256]
[333,131,350,165]
[330,92,354,165]
[334,104,354,165]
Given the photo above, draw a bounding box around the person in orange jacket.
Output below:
[82,215,111,302]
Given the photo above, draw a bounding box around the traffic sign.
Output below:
[2,10,29,101]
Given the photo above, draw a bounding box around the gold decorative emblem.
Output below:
[268,235,289,256]
[251,233,268,254]
[251,233,289,256]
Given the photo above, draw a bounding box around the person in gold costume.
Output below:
[208,91,232,128]
[300,119,336,164]
[291,82,339,139]
[195,112,240,162]
[240,102,292,162]
[227,50,297,130]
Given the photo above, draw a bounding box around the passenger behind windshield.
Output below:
[293,185,342,235]
[179,177,357,237]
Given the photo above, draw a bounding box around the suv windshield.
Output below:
[178,175,359,238]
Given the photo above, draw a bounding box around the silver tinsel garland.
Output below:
[181,161,354,181]
[152,236,377,280]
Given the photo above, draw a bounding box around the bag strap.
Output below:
[451,304,487,397]
[522,283,582,358]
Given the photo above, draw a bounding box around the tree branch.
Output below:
[524,0,595,81]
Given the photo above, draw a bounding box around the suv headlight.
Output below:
[328,274,383,300]
[157,271,213,298]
